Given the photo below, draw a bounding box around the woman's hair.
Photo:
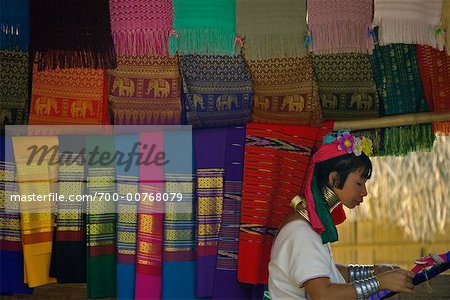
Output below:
[315,153,372,189]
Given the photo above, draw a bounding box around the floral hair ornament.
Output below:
[324,131,373,157]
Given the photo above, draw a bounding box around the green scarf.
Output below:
[311,175,339,244]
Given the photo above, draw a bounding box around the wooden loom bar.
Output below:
[333,112,450,130]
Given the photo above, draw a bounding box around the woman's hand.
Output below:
[377,268,415,294]
[375,264,400,275]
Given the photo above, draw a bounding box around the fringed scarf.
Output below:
[212,127,256,299]
[0,0,29,51]
[115,135,139,300]
[238,123,330,284]
[85,136,116,299]
[170,0,236,55]
[29,66,109,125]
[311,53,380,120]
[307,0,374,54]
[373,0,444,49]
[108,56,182,125]
[417,45,450,135]
[30,0,116,70]
[135,131,165,299]
[248,56,322,126]
[193,128,227,298]
[162,129,196,299]
[379,124,436,156]
[236,0,307,60]
[180,54,253,128]
[109,0,173,56]
[0,50,30,129]
[12,136,58,288]
[49,136,86,283]
[371,33,430,115]
[0,136,33,294]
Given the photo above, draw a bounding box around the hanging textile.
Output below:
[170,0,236,55]
[49,136,86,283]
[0,0,29,51]
[86,136,116,298]
[237,123,330,284]
[371,34,429,115]
[29,66,109,125]
[0,50,30,129]
[444,0,450,55]
[380,124,436,156]
[373,0,444,49]
[135,131,165,299]
[12,136,58,288]
[162,129,196,299]
[307,0,374,54]
[109,0,173,56]
[248,57,322,125]
[0,136,33,294]
[108,56,182,125]
[193,128,227,298]
[114,135,139,299]
[180,54,253,128]
[311,53,380,120]
[417,45,450,134]
[236,0,307,60]
[30,0,116,70]
[212,127,255,299]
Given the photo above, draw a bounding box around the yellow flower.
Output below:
[361,137,373,156]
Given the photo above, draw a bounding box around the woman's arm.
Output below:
[304,269,415,300]
[335,264,349,282]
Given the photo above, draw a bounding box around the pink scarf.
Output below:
[109,0,173,56]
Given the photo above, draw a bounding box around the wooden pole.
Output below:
[333,112,450,130]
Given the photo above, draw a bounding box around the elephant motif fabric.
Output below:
[107,56,182,125]
[179,54,253,128]
[29,66,109,125]
[0,50,30,130]
[311,53,380,120]
[248,56,322,125]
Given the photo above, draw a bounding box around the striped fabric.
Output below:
[135,131,165,299]
[212,127,255,299]
[0,136,33,294]
[115,135,139,299]
[193,128,228,297]
[237,123,330,284]
[86,136,116,299]
[50,136,86,283]
[162,129,196,299]
[12,136,58,287]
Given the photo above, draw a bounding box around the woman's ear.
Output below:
[328,171,338,188]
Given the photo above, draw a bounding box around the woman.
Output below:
[268,132,415,299]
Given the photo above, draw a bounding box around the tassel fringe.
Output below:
[34,47,117,71]
[112,29,171,57]
[380,124,436,156]
[309,21,373,54]
[175,28,235,55]
[374,17,440,48]
[433,121,450,135]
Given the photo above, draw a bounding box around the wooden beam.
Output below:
[333,112,450,130]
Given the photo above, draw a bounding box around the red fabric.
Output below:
[417,45,450,135]
[238,122,332,285]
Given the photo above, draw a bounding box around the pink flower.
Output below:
[337,132,355,154]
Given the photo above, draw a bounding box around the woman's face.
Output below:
[331,168,368,209]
